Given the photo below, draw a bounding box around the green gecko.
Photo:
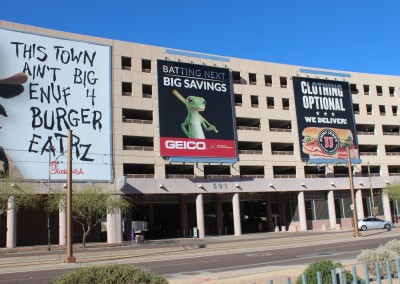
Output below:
[172,90,218,139]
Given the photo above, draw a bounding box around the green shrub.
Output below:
[50,263,168,284]
[295,259,357,284]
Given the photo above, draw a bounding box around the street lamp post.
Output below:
[65,129,76,263]
[47,146,54,251]
[347,146,360,237]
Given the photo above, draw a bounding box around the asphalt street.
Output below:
[0,228,398,283]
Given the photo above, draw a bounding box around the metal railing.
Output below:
[166,174,196,179]
[240,174,264,179]
[123,118,153,124]
[272,151,294,155]
[305,174,326,178]
[123,146,154,151]
[125,174,154,178]
[358,131,374,135]
[274,174,296,178]
[237,126,261,131]
[268,259,400,284]
[360,152,377,156]
[238,150,263,154]
[205,175,232,179]
[270,128,291,132]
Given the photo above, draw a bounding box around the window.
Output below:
[363,85,369,95]
[249,73,257,85]
[273,166,296,178]
[356,124,375,135]
[236,117,261,131]
[122,109,153,124]
[353,104,360,114]
[234,94,242,106]
[238,142,263,155]
[123,136,154,151]
[122,82,132,96]
[350,84,358,94]
[282,98,289,110]
[379,105,386,115]
[366,104,372,115]
[267,97,274,109]
[264,75,272,87]
[165,165,194,179]
[271,143,294,155]
[251,95,259,107]
[376,86,383,96]
[280,77,287,88]
[232,71,241,84]
[359,145,378,156]
[269,119,291,132]
[382,125,400,135]
[121,56,132,70]
[142,59,151,73]
[142,84,152,98]
[392,106,398,116]
[389,86,395,97]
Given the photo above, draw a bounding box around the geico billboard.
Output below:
[293,76,361,164]
[157,60,237,162]
[0,28,112,181]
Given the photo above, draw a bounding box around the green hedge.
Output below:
[51,263,168,284]
[295,259,358,284]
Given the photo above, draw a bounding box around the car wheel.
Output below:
[361,225,367,231]
[384,224,391,230]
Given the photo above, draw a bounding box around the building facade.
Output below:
[0,20,399,247]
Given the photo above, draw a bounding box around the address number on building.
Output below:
[213,183,227,189]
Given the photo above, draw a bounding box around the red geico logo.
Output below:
[165,140,206,150]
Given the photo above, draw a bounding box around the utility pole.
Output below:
[65,130,76,263]
[47,146,54,251]
[367,161,375,216]
[347,146,360,237]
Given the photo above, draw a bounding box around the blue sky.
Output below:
[1,1,399,75]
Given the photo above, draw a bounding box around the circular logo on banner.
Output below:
[318,129,339,155]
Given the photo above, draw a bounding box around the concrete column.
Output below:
[230,165,240,178]
[180,195,188,237]
[107,209,122,243]
[356,189,364,219]
[215,195,223,235]
[327,190,336,229]
[232,193,242,236]
[6,196,16,248]
[265,193,273,231]
[107,196,123,243]
[279,194,286,229]
[382,195,392,222]
[196,194,205,238]
[194,163,204,177]
[154,165,166,178]
[59,197,66,246]
[297,191,307,231]
[148,204,154,225]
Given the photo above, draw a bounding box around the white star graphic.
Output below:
[331,112,335,117]
[316,111,320,116]
[324,112,328,116]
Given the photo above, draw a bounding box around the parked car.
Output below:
[357,217,394,231]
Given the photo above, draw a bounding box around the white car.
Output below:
[357,217,394,231]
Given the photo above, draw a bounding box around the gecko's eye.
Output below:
[188,97,193,103]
